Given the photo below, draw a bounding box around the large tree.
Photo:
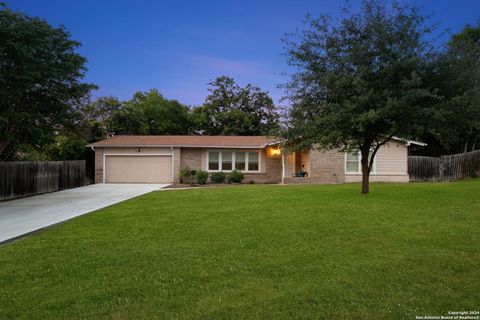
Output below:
[192,76,279,135]
[283,0,437,193]
[422,23,480,155]
[107,89,191,135]
[0,4,96,160]
[126,89,192,135]
[81,96,123,141]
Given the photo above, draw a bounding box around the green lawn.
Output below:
[1,180,479,319]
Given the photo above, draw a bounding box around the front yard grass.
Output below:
[1,180,479,319]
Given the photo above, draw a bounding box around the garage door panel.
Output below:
[105,156,172,183]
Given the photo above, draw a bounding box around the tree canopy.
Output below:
[419,23,480,155]
[127,90,192,135]
[192,76,279,136]
[0,4,96,160]
[283,0,437,193]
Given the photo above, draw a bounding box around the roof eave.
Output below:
[391,136,427,147]
[86,144,269,149]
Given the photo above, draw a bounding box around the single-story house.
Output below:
[87,135,426,184]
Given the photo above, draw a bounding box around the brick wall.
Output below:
[94,147,104,183]
[180,148,203,171]
[244,150,282,183]
[308,149,345,184]
[173,148,181,183]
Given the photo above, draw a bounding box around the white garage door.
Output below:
[105,155,172,183]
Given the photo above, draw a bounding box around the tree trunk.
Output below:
[0,142,6,158]
[360,149,370,194]
[472,135,478,152]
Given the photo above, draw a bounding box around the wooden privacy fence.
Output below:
[0,160,86,201]
[408,150,480,182]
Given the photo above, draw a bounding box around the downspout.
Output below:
[171,146,174,183]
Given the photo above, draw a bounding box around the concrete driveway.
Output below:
[0,183,169,244]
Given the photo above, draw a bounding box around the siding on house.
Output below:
[344,140,409,183]
[374,141,408,175]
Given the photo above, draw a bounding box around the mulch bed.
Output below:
[166,183,248,189]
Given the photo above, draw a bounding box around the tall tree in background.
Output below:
[0,4,96,160]
[423,23,480,155]
[192,76,279,135]
[82,96,123,141]
[283,0,437,193]
[126,90,191,135]
[107,108,147,136]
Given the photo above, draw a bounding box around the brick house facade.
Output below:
[88,135,422,184]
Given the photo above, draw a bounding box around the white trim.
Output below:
[344,151,376,175]
[206,149,261,173]
[390,136,427,147]
[103,153,173,183]
[281,149,286,184]
[405,140,427,147]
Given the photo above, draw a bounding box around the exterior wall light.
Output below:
[269,147,282,158]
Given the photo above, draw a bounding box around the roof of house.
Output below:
[87,135,279,148]
[87,135,426,149]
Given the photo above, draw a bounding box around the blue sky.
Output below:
[7,0,480,106]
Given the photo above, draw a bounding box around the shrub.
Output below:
[190,169,197,176]
[227,170,244,184]
[210,172,226,183]
[180,166,192,178]
[195,170,208,185]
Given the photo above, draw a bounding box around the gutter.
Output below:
[85,144,270,149]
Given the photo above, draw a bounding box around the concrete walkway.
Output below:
[0,183,169,244]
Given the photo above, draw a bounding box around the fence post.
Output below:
[439,157,444,181]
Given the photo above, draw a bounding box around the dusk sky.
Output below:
[7,0,480,107]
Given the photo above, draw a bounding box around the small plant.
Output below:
[227,170,244,184]
[190,169,197,176]
[195,170,208,185]
[210,171,226,183]
[180,166,192,178]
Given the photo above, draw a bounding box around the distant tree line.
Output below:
[1,1,479,176]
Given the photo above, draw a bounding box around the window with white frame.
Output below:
[207,150,260,172]
[208,151,219,170]
[345,151,376,174]
[247,152,259,171]
[222,151,232,170]
[235,152,245,170]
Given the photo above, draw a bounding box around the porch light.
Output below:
[270,147,282,158]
